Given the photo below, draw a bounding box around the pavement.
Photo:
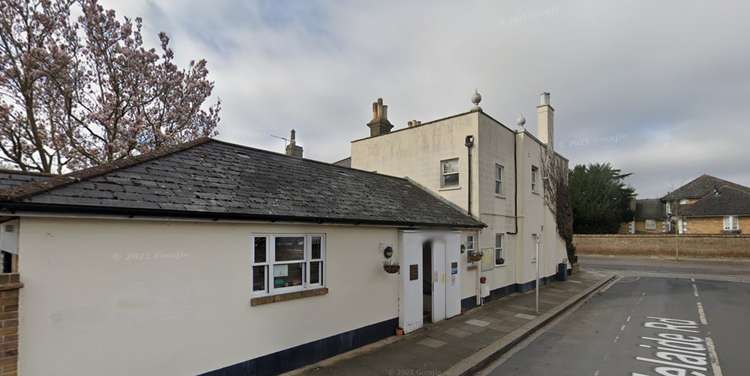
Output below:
[287,270,613,376]
[482,256,750,376]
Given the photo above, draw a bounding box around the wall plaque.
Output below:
[409,264,419,281]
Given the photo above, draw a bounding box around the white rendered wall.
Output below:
[17,217,399,376]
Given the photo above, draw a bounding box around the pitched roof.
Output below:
[333,157,351,168]
[634,199,665,220]
[0,139,484,228]
[681,186,750,217]
[0,169,54,190]
[662,174,750,201]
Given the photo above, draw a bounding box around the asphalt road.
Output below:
[482,257,750,376]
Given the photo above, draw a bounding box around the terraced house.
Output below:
[0,93,570,376]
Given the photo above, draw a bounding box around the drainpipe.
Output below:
[506,133,519,235]
[465,135,475,216]
[464,135,481,306]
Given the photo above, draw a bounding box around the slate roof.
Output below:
[634,199,665,221]
[0,169,53,190]
[681,186,750,217]
[0,139,484,228]
[662,174,750,201]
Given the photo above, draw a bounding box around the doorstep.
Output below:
[285,270,615,376]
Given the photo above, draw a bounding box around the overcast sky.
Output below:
[102,1,750,198]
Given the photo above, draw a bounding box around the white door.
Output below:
[399,231,423,334]
[444,232,461,318]
[431,240,447,323]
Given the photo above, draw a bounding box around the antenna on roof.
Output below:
[270,134,289,146]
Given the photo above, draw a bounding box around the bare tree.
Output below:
[0,0,220,173]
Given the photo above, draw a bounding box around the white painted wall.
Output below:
[350,110,568,295]
[351,112,481,301]
[17,217,400,376]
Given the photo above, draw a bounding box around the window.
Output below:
[494,233,504,266]
[466,235,475,253]
[679,219,688,234]
[495,164,504,195]
[679,199,689,205]
[724,216,739,231]
[645,220,657,230]
[531,166,539,193]
[251,234,325,296]
[440,158,459,188]
[665,202,672,215]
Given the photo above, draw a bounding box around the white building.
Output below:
[0,92,570,376]
[346,92,569,312]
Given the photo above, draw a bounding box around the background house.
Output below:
[663,174,750,234]
[621,198,666,234]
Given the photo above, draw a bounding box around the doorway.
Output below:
[399,231,461,334]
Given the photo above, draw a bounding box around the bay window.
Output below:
[251,234,325,296]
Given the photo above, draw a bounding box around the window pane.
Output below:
[495,234,502,248]
[273,263,304,288]
[495,249,503,265]
[252,266,266,292]
[443,173,459,187]
[254,237,267,263]
[495,181,501,194]
[275,237,304,261]
[466,235,474,250]
[310,261,322,284]
[442,159,458,174]
[311,236,322,259]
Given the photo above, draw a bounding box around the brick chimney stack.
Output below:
[367,98,394,137]
[285,129,303,158]
[537,92,554,149]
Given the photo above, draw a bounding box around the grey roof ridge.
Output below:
[0,137,212,201]
[403,177,486,228]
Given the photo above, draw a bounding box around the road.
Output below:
[482,256,750,376]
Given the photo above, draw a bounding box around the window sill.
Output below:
[251,287,328,306]
[439,186,462,192]
[495,194,507,200]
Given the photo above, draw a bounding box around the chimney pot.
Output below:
[367,98,394,137]
[540,92,550,106]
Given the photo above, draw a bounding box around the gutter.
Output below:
[465,135,475,216]
[0,202,486,229]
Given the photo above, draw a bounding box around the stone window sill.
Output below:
[251,287,328,306]
[495,194,507,200]
[439,186,462,192]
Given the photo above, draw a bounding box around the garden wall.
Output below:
[573,234,750,258]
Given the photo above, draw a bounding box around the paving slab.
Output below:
[288,270,613,376]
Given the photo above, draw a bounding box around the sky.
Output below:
[101,0,750,198]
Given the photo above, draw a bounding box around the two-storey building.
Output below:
[344,92,569,322]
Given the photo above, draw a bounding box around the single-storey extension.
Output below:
[0,138,485,376]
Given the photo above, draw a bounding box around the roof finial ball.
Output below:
[516,113,526,130]
[471,89,482,111]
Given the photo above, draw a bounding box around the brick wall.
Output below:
[574,234,750,258]
[0,274,20,376]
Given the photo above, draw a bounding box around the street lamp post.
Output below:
[533,233,541,314]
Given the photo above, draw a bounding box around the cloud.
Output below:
[100,0,750,197]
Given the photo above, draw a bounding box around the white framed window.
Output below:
[645,219,657,230]
[531,166,539,193]
[665,202,672,215]
[465,235,475,253]
[495,164,504,195]
[251,234,325,296]
[679,199,689,205]
[494,233,504,266]
[724,216,739,231]
[679,219,688,234]
[440,158,459,188]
